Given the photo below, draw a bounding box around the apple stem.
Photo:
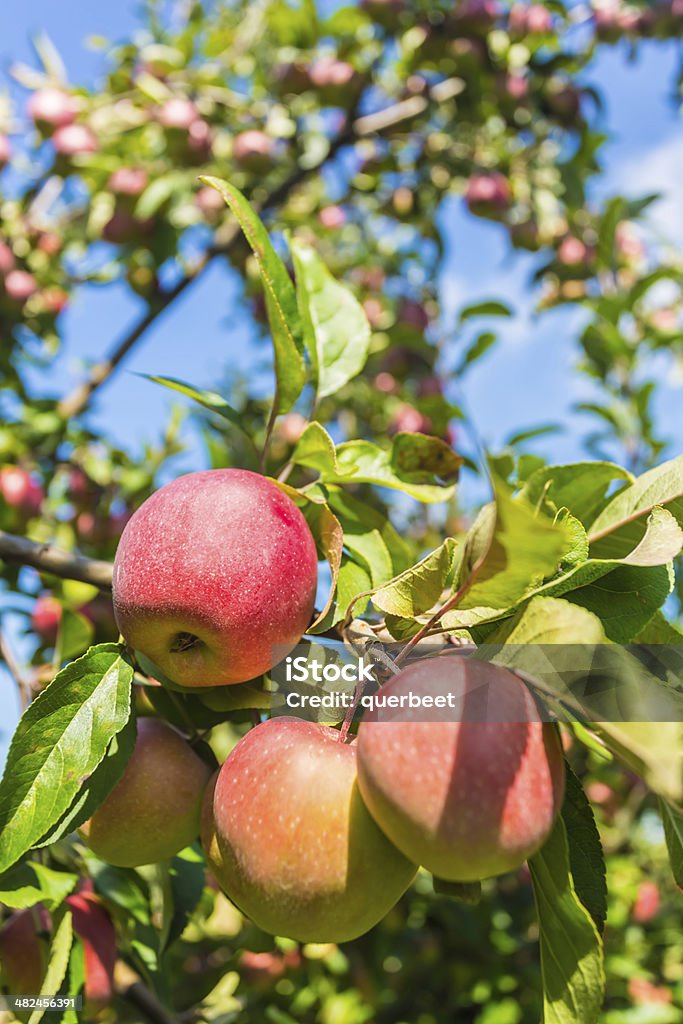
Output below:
[339,681,365,743]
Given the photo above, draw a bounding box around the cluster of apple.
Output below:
[74,468,565,945]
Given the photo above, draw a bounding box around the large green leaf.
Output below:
[588,454,683,557]
[290,237,370,398]
[522,461,634,528]
[0,644,133,874]
[200,177,305,414]
[529,817,605,1024]
[291,422,460,503]
[567,563,673,642]
[326,486,414,575]
[454,477,575,612]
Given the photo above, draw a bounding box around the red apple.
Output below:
[195,184,226,218]
[28,88,79,129]
[4,269,38,303]
[233,129,274,170]
[0,909,49,994]
[357,655,565,881]
[0,134,10,167]
[39,286,69,315]
[65,892,117,1007]
[187,118,213,161]
[37,232,62,256]
[81,718,212,867]
[108,167,149,196]
[32,594,63,644]
[206,717,416,941]
[390,403,432,435]
[509,3,553,35]
[465,172,511,215]
[557,235,588,266]
[309,58,358,104]
[53,123,98,156]
[632,881,661,923]
[318,205,347,229]
[0,466,43,513]
[112,469,319,687]
[157,98,199,130]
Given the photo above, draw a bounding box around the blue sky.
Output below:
[1,3,682,764]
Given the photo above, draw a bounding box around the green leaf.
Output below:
[0,644,134,874]
[142,375,248,435]
[29,910,74,1024]
[326,486,414,575]
[273,479,343,630]
[454,475,575,612]
[55,609,94,665]
[199,177,305,414]
[588,454,683,557]
[0,862,77,910]
[660,800,683,889]
[567,563,673,643]
[458,300,512,321]
[290,237,370,398]
[561,765,607,933]
[522,461,634,528]
[162,845,206,951]
[372,539,458,618]
[291,423,459,503]
[487,596,606,646]
[529,817,605,1024]
[135,171,189,218]
[34,713,137,848]
[456,330,497,373]
[330,557,373,626]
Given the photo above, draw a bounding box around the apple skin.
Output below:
[0,466,43,514]
[28,88,78,129]
[32,594,63,644]
[206,717,417,942]
[357,656,565,882]
[112,469,319,687]
[81,718,211,867]
[0,909,49,994]
[53,124,98,156]
[65,892,117,1007]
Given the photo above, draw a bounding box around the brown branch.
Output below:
[114,962,181,1024]
[57,77,459,420]
[0,625,31,711]
[0,529,113,589]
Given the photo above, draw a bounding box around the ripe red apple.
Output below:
[53,123,98,156]
[102,210,154,244]
[308,58,358,105]
[318,205,346,229]
[186,118,213,162]
[206,717,416,942]
[65,892,117,1007]
[632,881,661,923]
[557,235,589,266]
[357,656,565,881]
[390,403,432,435]
[233,129,274,170]
[157,97,199,130]
[4,269,38,303]
[195,184,226,219]
[0,134,10,167]
[32,594,63,644]
[509,3,553,35]
[37,232,62,256]
[28,88,79,128]
[108,167,149,196]
[0,240,15,275]
[81,718,211,867]
[465,172,511,216]
[0,465,43,513]
[112,470,319,687]
[0,909,49,994]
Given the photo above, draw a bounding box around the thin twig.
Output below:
[0,625,31,711]
[0,529,113,589]
[114,962,181,1024]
